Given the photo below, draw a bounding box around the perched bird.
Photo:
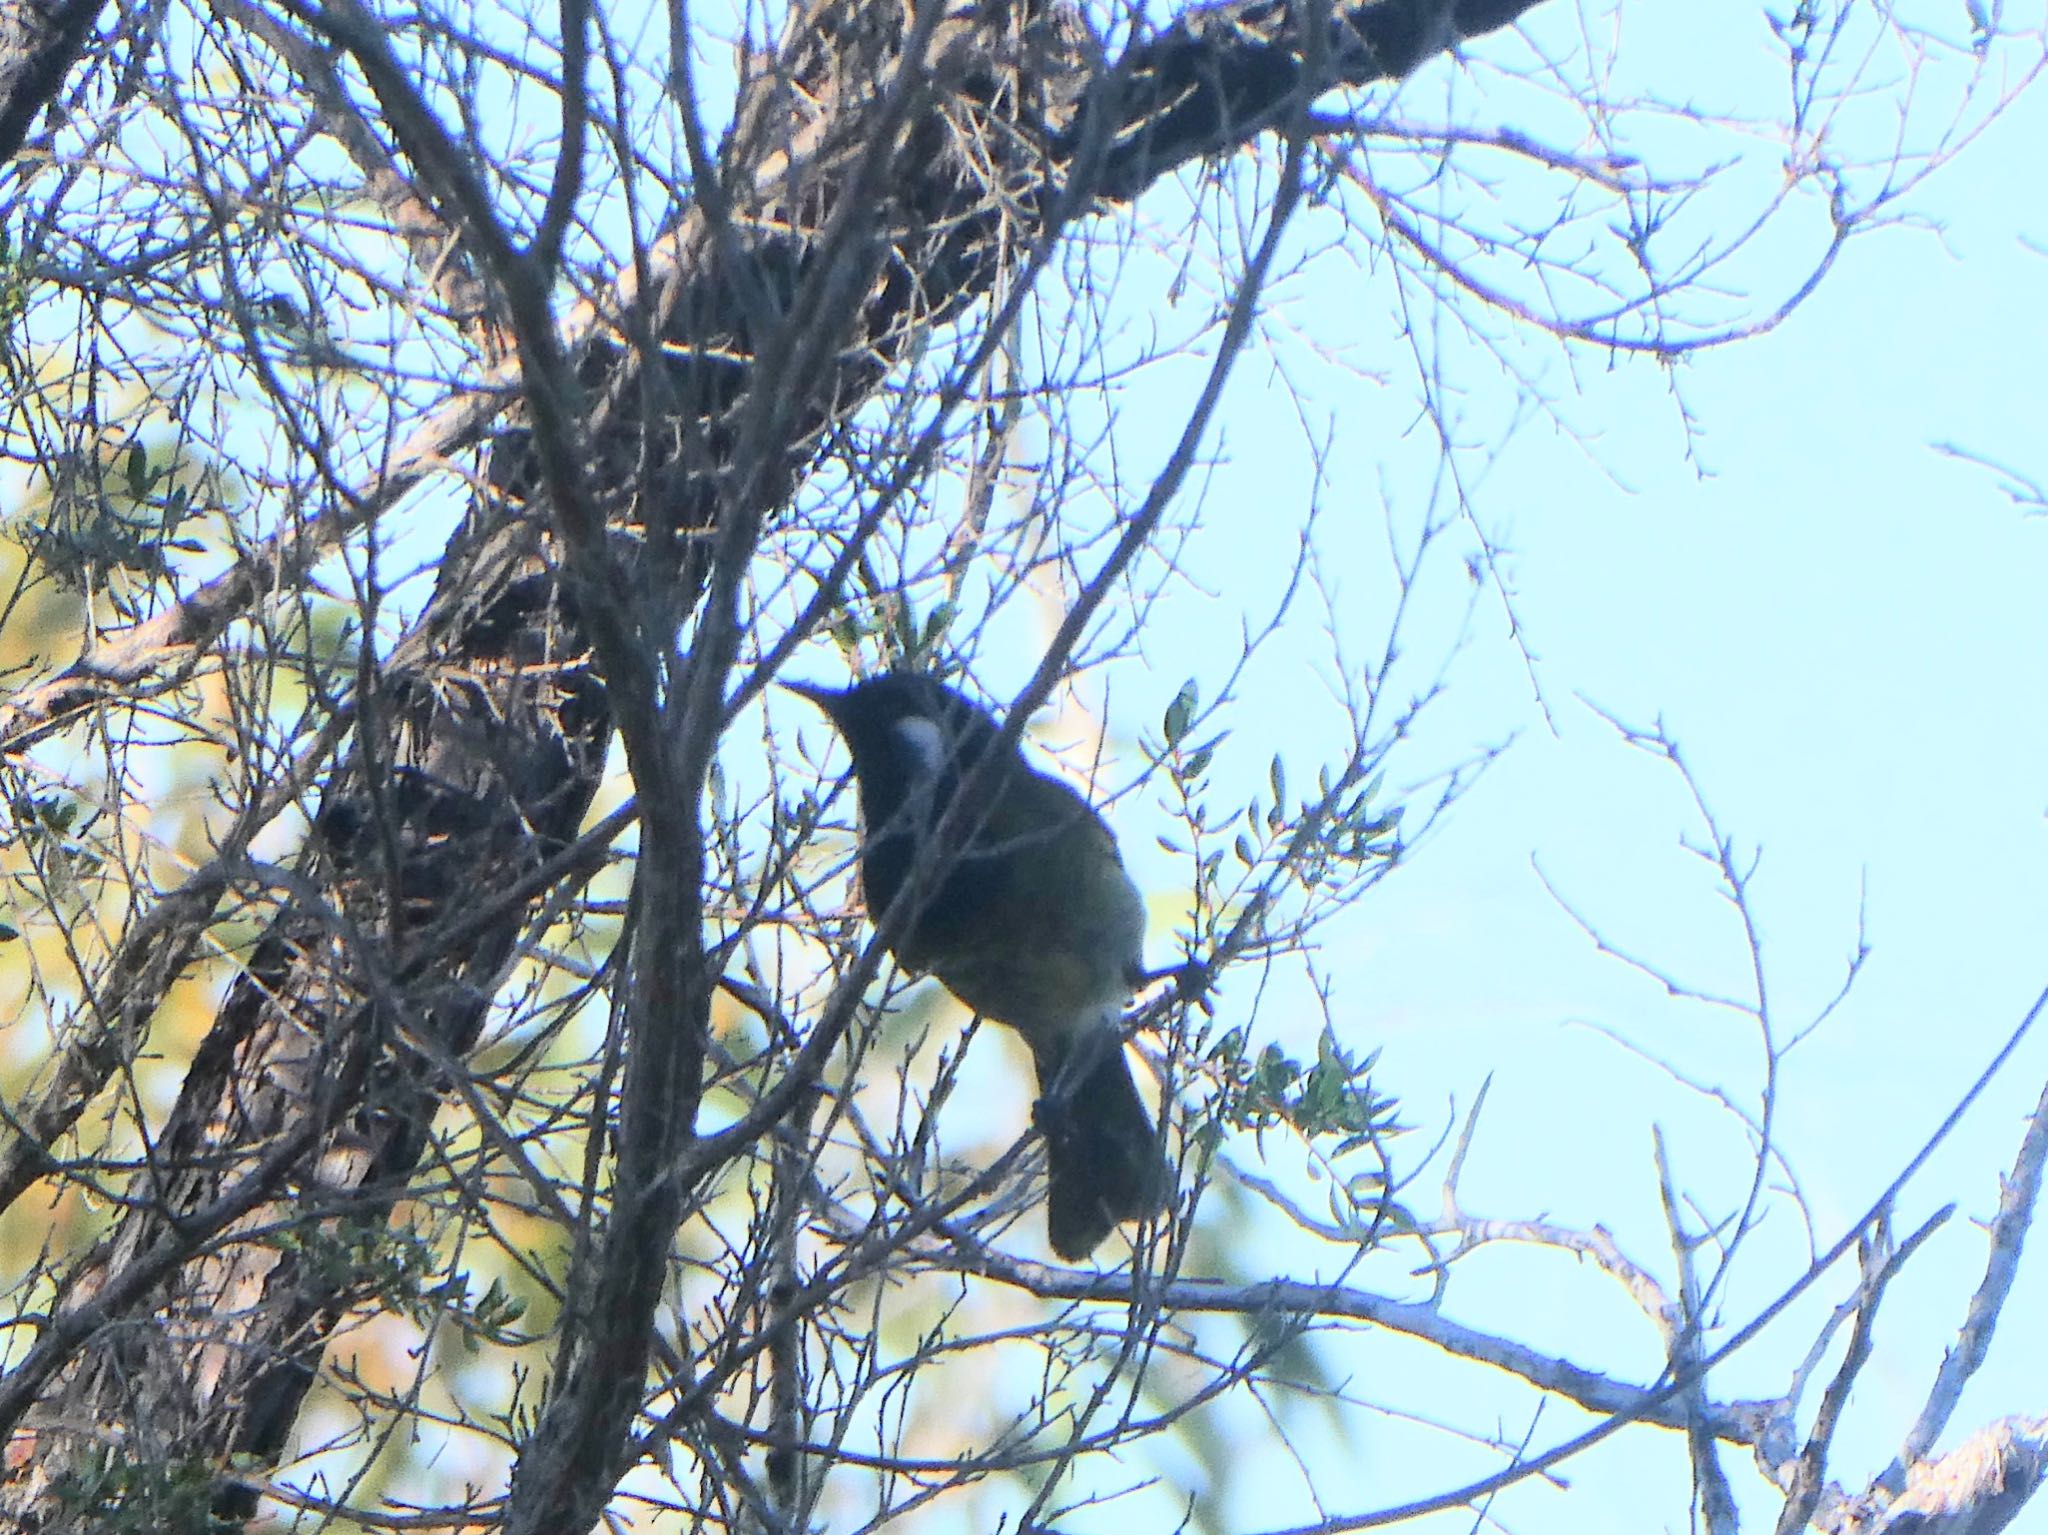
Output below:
[788,672,1171,1260]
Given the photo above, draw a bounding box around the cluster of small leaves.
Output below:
[272,1215,531,1346]
[826,588,959,671]
[274,1216,436,1311]
[7,793,85,844]
[1280,762,1403,891]
[443,1273,532,1352]
[18,441,204,599]
[1207,1023,1403,1158]
[49,1446,237,1535]
[1,793,106,934]
[1157,681,1400,904]
[1214,753,1403,902]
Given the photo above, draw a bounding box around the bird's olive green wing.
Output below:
[903,770,1144,1038]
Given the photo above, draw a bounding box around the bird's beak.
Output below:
[781,679,842,716]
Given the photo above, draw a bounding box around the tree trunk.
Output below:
[0,1,1544,1526]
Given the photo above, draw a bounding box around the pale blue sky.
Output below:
[989,8,2048,1530]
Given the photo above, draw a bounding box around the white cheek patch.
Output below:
[893,715,950,780]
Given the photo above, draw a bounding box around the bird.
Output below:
[787,672,1171,1260]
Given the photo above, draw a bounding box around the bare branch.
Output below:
[1889,1078,2048,1488]
[1773,1209,1953,1535]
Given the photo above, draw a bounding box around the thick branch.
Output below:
[953,1247,1775,1444]
[1864,1418,2048,1535]
[1891,1079,2048,1483]
[0,0,1547,750]
[0,0,104,167]
[1085,0,1536,197]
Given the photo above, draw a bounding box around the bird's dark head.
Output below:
[785,673,1005,792]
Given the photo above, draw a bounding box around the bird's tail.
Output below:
[1031,1025,1172,1261]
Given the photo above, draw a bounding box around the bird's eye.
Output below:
[892,716,949,778]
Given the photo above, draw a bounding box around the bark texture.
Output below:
[0,0,1544,1526]
[0,0,104,167]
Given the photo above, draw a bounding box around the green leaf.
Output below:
[1206,1026,1246,1066]
[1163,679,1198,745]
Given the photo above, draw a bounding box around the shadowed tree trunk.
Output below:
[0,1,1546,1526]
[0,0,104,167]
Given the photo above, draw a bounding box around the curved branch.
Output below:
[949,1246,1774,1444]
[1888,1079,2048,1489]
